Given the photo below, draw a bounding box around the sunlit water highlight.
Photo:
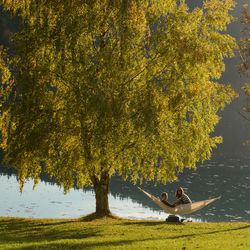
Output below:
[1,175,198,222]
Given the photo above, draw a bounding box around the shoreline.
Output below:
[1,215,249,223]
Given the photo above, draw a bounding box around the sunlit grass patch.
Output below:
[0,216,249,249]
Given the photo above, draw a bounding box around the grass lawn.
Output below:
[0,215,249,249]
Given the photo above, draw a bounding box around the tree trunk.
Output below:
[91,171,111,216]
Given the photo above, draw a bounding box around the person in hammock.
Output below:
[174,187,192,205]
[161,192,176,207]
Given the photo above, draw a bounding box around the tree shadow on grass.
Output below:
[5,224,250,250]
[14,237,162,250]
[79,212,123,222]
[165,224,250,240]
[0,218,75,228]
[1,218,249,249]
[0,218,100,243]
[0,217,79,237]
[121,221,185,226]
[14,226,250,250]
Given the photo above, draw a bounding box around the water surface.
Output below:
[1,157,249,222]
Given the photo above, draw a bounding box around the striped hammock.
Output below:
[138,187,221,215]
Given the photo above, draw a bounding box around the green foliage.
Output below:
[0,46,13,150]
[237,5,249,76]
[0,0,237,193]
[237,6,249,144]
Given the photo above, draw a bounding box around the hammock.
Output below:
[138,187,221,215]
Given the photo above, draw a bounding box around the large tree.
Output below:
[0,0,237,216]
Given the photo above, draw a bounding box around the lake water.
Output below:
[0,155,249,222]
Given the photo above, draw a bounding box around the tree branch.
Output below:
[238,111,250,122]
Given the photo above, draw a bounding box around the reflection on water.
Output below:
[109,157,250,222]
[0,157,249,222]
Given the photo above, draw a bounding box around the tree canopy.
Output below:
[237,5,249,139]
[0,0,237,215]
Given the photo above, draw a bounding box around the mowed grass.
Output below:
[0,215,249,249]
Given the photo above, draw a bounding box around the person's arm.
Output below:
[162,200,175,208]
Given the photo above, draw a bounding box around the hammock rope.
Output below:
[138,187,221,215]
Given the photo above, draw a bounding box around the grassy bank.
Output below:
[0,215,249,249]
